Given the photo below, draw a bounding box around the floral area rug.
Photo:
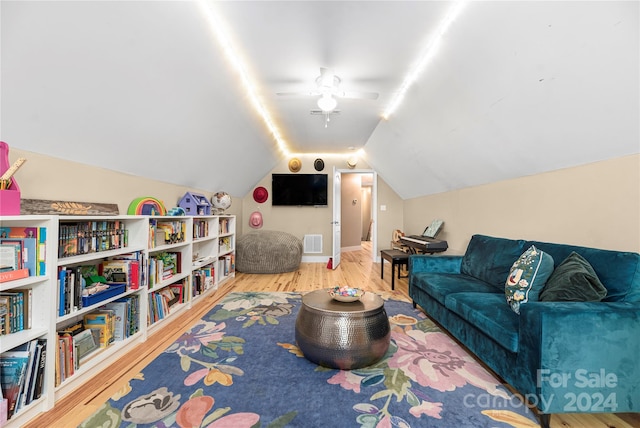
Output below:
[80,291,540,428]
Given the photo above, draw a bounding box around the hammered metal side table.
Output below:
[295,289,391,370]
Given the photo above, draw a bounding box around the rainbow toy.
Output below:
[127,196,167,216]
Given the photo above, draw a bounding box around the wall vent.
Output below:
[303,234,323,254]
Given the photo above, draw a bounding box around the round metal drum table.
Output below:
[295,289,391,370]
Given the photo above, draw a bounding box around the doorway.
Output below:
[332,169,377,267]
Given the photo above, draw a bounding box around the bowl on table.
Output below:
[328,286,365,302]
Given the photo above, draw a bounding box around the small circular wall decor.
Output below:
[314,158,325,171]
[288,158,302,173]
[253,186,268,203]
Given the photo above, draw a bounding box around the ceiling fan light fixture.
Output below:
[317,94,337,112]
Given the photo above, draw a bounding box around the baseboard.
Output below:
[301,255,330,263]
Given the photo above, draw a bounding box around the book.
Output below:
[25,340,43,404]
[59,320,84,337]
[57,333,74,379]
[0,268,29,283]
[36,227,46,276]
[0,292,22,333]
[115,295,140,337]
[74,329,99,364]
[0,300,8,335]
[54,337,64,386]
[105,301,128,341]
[0,227,37,240]
[83,311,115,348]
[32,339,47,400]
[0,226,50,275]
[1,237,37,276]
[0,350,30,418]
[15,339,38,411]
[58,267,67,317]
[99,260,128,283]
[0,243,21,271]
[12,288,32,330]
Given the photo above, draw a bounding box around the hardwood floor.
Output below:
[24,242,639,428]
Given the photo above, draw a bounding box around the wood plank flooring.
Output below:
[24,242,639,428]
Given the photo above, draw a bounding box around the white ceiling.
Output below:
[2,1,638,200]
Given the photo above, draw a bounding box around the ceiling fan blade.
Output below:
[310,109,341,115]
[276,91,321,97]
[336,91,379,100]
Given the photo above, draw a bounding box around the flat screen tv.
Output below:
[271,174,328,206]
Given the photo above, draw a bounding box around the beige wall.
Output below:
[403,154,640,255]
[240,155,386,259]
[376,174,405,254]
[340,173,362,249]
[7,148,243,219]
[6,149,638,259]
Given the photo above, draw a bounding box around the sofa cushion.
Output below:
[460,235,527,290]
[505,245,555,314]
[411,272,499,306]
[445,292,520,352]
[539,252,607,302]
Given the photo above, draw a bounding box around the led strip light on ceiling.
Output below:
[198,0,290,156]
[382,1,467,120]
[199,0,466,154]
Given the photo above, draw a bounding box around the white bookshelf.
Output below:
[0,214,236,426]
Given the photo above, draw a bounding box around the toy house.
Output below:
[178,192,212,216]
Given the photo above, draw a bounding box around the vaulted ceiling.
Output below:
[2,1,638,199]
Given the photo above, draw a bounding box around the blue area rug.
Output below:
[80,292,540,427]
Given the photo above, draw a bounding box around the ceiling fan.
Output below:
[310,109,341,128]
[277,67,379,113]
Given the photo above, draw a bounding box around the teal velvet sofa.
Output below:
[408,234,640,427]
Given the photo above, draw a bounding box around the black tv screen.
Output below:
[272,174,328,206]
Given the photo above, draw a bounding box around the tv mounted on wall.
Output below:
[271,174,328,206]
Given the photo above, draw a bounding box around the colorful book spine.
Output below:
[0,268,28,283]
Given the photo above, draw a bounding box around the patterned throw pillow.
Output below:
[505,245,555,314]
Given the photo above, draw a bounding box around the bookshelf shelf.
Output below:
[1,327,50,352]
[0,214,235,426]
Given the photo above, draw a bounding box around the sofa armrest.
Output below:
[408,255,462,274]
[518,302,640,413]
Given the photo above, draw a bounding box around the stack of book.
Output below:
[148,252,181,288]
[0,226,47,282]
[0,338,47,419]
[193,219,209,239]
[148,280,185,325]
[148,219,185,248]
[219,218,231,234]
[192,265,215,297]
[218,254,235,278]
[58,221,128,258]
[0,288,32,336]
